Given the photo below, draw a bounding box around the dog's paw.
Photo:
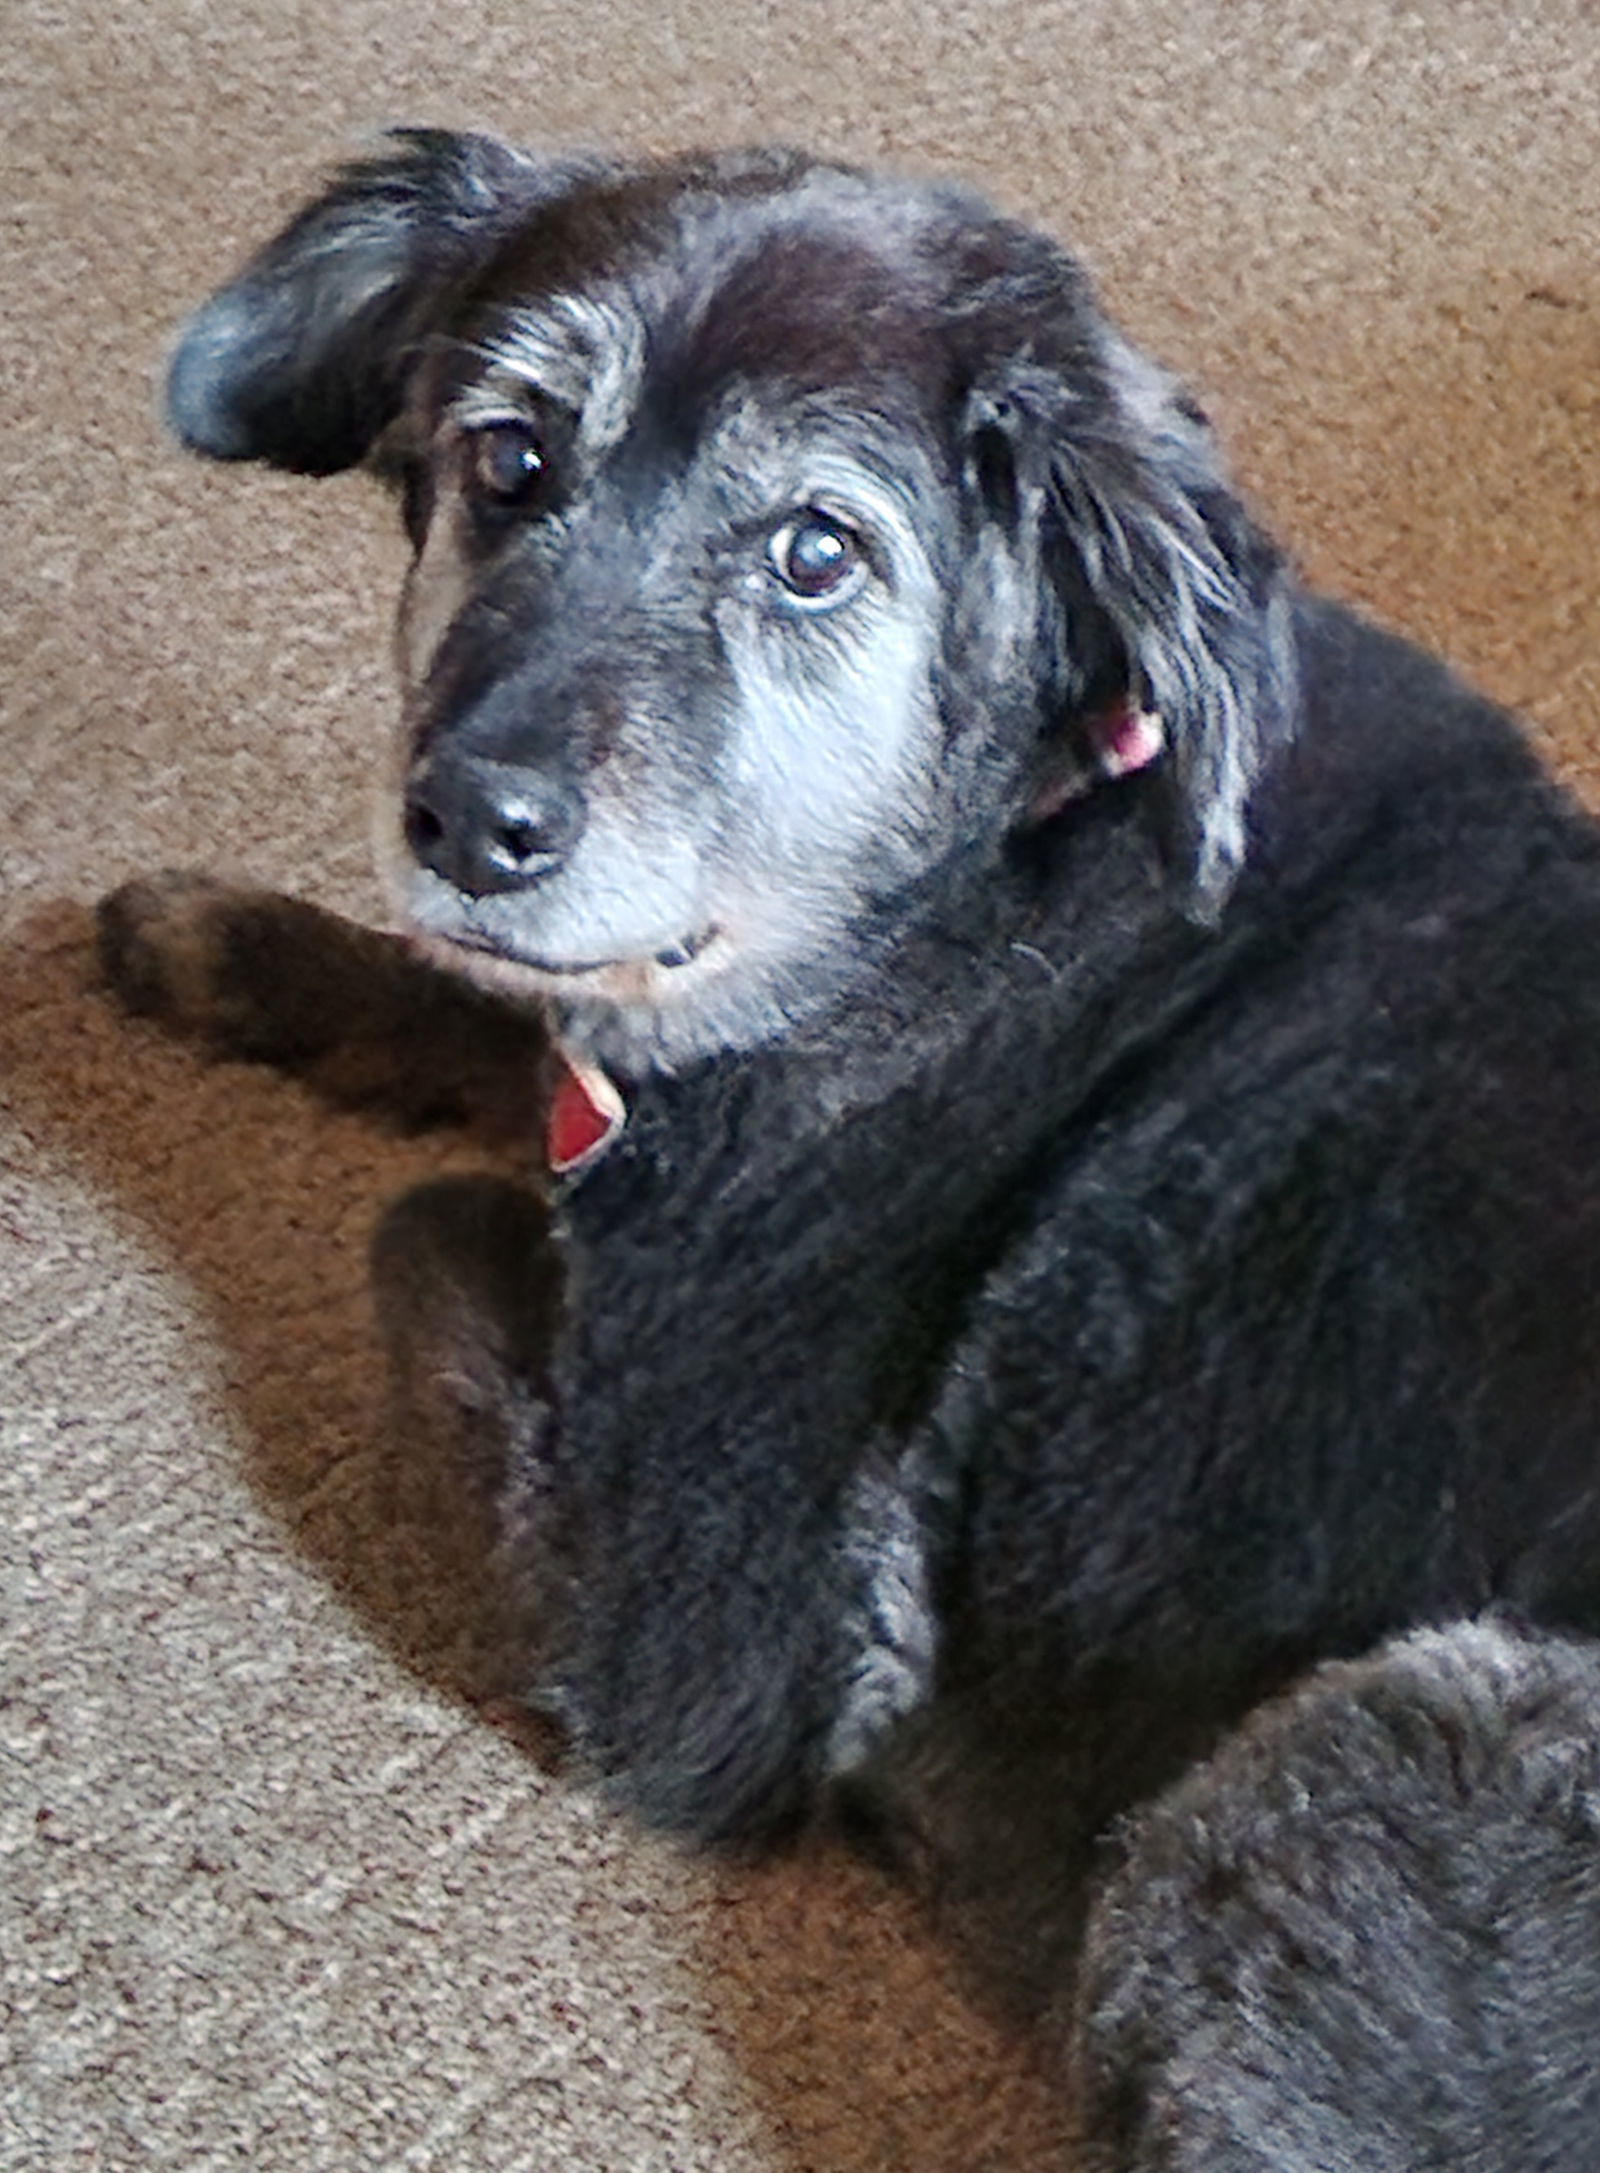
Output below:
[96,870,329,1063]
[97,871,246,1032]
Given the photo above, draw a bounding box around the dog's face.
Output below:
[167,134,1292,1072]
[389,182,986,1068]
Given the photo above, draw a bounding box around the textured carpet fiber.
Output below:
[5,5,1599,2166]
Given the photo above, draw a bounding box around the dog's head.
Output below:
[168,131,1293,1072]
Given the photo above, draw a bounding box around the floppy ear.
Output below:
[165,129,599,477]
[971,333,1296,910]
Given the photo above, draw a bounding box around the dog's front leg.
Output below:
[97,872,549,1134]
[370,1172,570,1696]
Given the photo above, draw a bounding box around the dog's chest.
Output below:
[542,1045,1053,1474]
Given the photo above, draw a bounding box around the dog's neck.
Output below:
[545,704,1171,1179]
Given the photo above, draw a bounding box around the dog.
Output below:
[99,131,1600,2166]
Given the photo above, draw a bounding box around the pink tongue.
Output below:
[546,1053,625,1173]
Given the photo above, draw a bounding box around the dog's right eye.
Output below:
[467,420,552,512]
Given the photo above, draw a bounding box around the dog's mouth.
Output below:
[557,927,719,975]
[414,920,727,994]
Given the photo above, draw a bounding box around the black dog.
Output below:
[101,132,1600,2166]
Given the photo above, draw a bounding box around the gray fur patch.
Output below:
[826,1461,940,1776]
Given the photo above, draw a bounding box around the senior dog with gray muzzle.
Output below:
[101,131,1600,2167]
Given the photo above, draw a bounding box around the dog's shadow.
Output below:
[4,901,1073,2172]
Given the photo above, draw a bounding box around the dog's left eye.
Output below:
[467,420,552,511]
[768,514,865,604]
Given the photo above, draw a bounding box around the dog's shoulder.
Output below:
[1260,595,1596,885]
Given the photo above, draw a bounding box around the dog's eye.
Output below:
[468,420,551,511]
[769,514,865,604]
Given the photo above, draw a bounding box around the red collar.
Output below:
[546,1049,626,1174]
[1093,701,1164,781]
[1029,700,1165,823]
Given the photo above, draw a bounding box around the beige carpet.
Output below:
[6,3,1600,2165]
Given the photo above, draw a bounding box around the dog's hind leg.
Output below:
[97,872,548,1136]
[1064,1620,1600,2171]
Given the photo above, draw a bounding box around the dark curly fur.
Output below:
[103,132,1600,2166]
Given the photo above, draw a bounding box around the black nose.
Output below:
[404,754,584,896]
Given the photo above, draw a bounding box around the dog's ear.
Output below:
[968,333,1295,911]
[165,130,593,477]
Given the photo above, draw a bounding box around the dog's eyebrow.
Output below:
[439,346,550,428]
[709,398,942,531]
[460,293,647,453]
